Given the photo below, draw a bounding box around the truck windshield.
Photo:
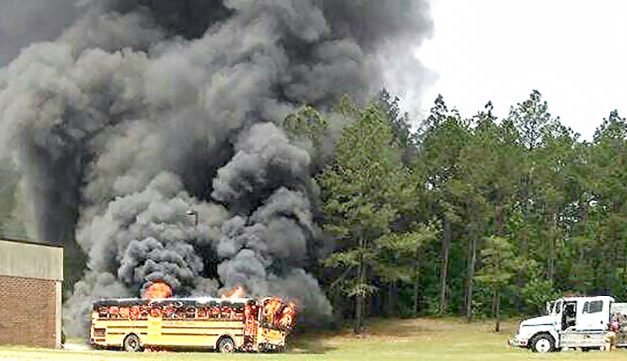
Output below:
[553,300,562,315]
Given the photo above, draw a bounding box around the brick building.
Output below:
[0,238,63,348]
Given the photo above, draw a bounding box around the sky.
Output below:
[413,0,627,140]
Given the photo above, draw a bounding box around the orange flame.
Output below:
[220,285,247,299]
[278,301,297,330]
[142,281,173,299]
[263,298,283,325]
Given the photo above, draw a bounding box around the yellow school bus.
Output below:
[90,296,296,352]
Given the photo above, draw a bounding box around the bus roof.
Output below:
[92,297,253,307]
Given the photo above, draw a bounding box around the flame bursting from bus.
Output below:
[142,281,173,299]
[262,298,297,330]
[135,282,296,330]
[279,302,297,329]
[221,285,247,299]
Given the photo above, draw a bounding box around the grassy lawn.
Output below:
[0,318,624,361]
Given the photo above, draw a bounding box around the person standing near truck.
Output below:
[604,318,620,351]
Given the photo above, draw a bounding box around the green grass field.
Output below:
[0,319,624,361]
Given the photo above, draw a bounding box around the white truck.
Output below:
[509,296,627,352]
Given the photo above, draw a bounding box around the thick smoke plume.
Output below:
[0,0,431,335]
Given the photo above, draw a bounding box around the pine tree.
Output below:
[320,100,409,333]
[475,236,519,332]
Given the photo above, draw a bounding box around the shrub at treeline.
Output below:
[286,90,626,332]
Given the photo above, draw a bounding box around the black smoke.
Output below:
[0,0,432,335]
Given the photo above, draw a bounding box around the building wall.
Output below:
[0,239,63,348]
[0,275,59,348]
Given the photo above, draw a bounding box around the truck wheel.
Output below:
[530,334,555,353]
[218,337,235,353]
[123,334,141,352]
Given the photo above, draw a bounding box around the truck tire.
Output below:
[123,334,141,352]
[217,336,235,353]
[530,334,555,353]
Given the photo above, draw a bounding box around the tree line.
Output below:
[286,90,627,332]
[1,88,624,333]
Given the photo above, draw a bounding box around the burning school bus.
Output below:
[90,287,297,352]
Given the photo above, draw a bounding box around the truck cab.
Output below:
[510,296,625,352]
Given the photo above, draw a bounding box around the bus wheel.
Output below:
[123,334,141,352]
[218,337,235,353]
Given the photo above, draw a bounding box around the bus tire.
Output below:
[217,336,235,353]
[530,334,555,353]
[123,334,141,352]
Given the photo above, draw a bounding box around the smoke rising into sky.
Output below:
[0,0,432,335]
